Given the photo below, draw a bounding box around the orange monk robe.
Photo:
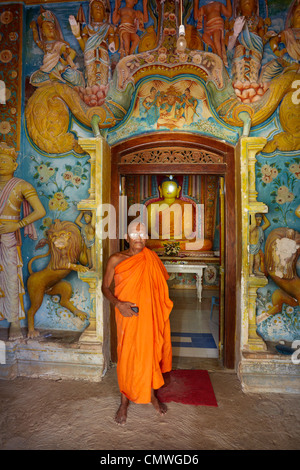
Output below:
[114,247,173,404]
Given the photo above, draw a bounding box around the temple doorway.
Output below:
[110,134,236,370]
[117,172,223,366]
[167,177,223,367]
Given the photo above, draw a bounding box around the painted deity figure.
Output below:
[142,87,161,126]
[30,7,85,88]
[113,0,149,58]
[156,87,185,130]
[0,143,46,339]
[264,228,300,316]
[179,88,198,126]
[75,210,96,270]
[249,213,270,277]
[69,0,116,87]
[227,0,269,85]
[193,0,232,66]
[262,0,300,82]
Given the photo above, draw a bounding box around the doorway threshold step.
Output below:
[171,332,217,349]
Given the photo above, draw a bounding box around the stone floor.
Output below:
[1,287,300,452]
[169,288,219,358]
[0,359,299,451]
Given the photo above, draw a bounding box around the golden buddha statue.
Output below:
[146,176,212,252]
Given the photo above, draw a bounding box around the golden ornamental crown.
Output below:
[0,142,18,160]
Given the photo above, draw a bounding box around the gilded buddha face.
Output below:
[159,180,181,200]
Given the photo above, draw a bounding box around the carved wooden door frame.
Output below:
[110,133,237,369]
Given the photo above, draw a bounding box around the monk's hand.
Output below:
[116,301,139,317]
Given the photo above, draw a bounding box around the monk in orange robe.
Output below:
[102,222,173,425]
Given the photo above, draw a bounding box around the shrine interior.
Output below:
[120,173,222,364]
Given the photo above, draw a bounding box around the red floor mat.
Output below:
[157,369,218,407]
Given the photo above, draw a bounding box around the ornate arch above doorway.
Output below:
[119,146,224,165]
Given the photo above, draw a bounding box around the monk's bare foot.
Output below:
[115,404,128,425]
[151,390,167,415]
[115,394,129,425]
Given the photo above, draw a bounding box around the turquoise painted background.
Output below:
[1,0,299,345]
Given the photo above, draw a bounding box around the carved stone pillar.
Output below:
[78,273,99,343]
[77,138,111,349]
[247,276,268,351]
[239,137,268,352]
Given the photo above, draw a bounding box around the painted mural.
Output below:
[0,0,299,354]
[108,77,239,144]
[19,0,300,155]
[0,4,22,150]
[0,142,45,339]
[255,154,300,349]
